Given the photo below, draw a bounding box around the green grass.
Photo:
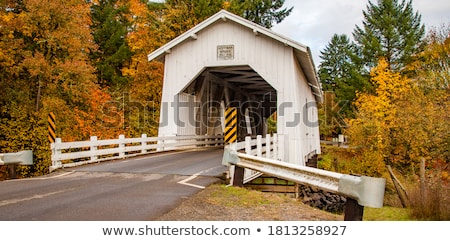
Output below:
[363,206,413,221]
[208,185,289,207]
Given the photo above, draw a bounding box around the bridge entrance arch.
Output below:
[148,10,322,165]
[178,65,276,140]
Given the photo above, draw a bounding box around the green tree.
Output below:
[318,34,370,119]
[161,0,293,40]
[353,0,425,70]
[90,0,132,91]
[228,0,293,28]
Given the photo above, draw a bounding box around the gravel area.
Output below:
[156,184,344,221]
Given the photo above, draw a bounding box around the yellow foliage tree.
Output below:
[348,54,449,177]
[346,58,412,176]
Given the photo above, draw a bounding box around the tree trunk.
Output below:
[420,158,426,202]
[387,165,409,208]
[35,76,41,112]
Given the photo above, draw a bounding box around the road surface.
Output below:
[0,148,227,220]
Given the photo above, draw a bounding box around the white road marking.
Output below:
[178,175,205,189]
[5,171,75,182]
[177,166,222,189]
[0,189,72,207]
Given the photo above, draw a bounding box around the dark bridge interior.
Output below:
[181,65,277,140]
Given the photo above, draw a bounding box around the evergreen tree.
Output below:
[161,0,293,36]
[229,0,293,28]
[318,34,370,118]
[353,0,425,70]
[90,0,132,91]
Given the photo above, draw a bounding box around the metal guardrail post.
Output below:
[232,166,245,187]
[344,198,364,221]
[7,164,18,179]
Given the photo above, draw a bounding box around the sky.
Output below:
[271,0,450,67]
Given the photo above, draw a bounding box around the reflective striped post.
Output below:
[48,112,56,143]
[224,107,237,144]
[224,107,244,187]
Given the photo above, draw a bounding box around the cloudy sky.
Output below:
[271,0,450,67]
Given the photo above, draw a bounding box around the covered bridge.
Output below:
[147,10,322,165]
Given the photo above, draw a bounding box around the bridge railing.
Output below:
[50,134,223,171]
[225,134,284,184]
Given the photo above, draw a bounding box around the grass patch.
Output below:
[363,206,413,221]
[207,184,291,207]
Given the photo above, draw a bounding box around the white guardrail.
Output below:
[222,144,386,209]
[0,150,33,166]
[50,134,223,171]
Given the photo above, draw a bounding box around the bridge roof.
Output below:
[147,9,322,101]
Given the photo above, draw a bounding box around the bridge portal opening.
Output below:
[177,65,277,141]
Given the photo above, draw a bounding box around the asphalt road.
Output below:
[0,148,227,221]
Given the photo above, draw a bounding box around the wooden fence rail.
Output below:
[50,134,223,171]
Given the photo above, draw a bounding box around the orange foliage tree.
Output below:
[0,0,123,176]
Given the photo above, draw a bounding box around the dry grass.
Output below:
[407,179,450,220]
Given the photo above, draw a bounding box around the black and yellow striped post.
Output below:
[48,112,56,143]
[225,107,244,187]
[224,107,237,144]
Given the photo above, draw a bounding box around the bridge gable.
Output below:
[148,10,322,103]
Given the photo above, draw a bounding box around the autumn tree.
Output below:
[347,53,449,177]
[346,58,413,176]
[0,0,123,176]
[120,0,166,137]
[353,0,425,70]
[408,23,450,91]
[406,23,450,162]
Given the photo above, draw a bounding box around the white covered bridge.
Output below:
[148,10,323,166]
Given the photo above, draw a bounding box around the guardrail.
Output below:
[222,145,386,221]
[50,134,223,171]
[0,150,33,179]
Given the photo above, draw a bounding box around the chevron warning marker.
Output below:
[48,112,56,143]
[224,107,237,144]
